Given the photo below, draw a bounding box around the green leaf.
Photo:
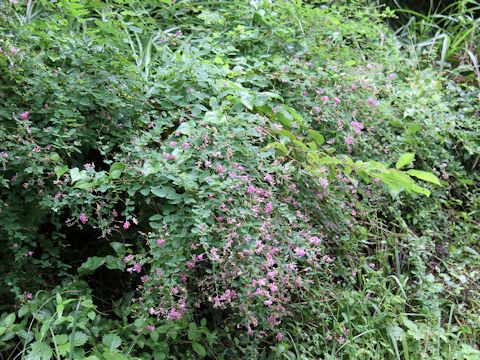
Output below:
[262,142,288,155]
[102,334,122,350]
[26,341,53,360]
[192,342,207,357]
[102,350,127,360]
[109,162,125,179]
[407,170,441,186]
[396,153,415,169]
[150,186,183,203]
[3,313,15,327]
[78,256,107,274]
[69,168,89,184]
[54,334,68,345]
[70,331,88,347]
[54,165,69,178]
[49,152,60,162]
[308,130,325,146]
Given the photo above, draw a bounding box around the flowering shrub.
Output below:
[0,0,478,359]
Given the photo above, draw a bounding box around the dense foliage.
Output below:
[0,0,478,359]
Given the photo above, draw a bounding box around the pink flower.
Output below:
[123,220,130,230]
[350,84,358,90]
[295,247,306,257]
[172,287,179,295]
[169,141,177,147]
[264,173,274,184]
[27,251,33,257]
[182,142,190,149]
[368,98,377,107]
[313,105,321,113]
[319,177,329,189]
[24,292,33,300]
[133,263,142,273]
[323,255,333,264]
[204,160,211,168]
[146,325,155,331]
[309,236,321,245]
[216,163,223,175]
[387,73,396,80]
[124,254,134,263]
[10,46,18,55]
[350,121,364,134]
[344,135,354,146]
[1,152,8,159]
[79,213,88,224]
[321,96,329,104]
[156,239,165,247]
[20,111,29,120]
[167,308,182,321]
[264,202,273,214]
[197,254,204,261]
[333,97,341,106]
[276,332,284,341]
[247,185,255,194]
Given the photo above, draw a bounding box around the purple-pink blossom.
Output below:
[20,111,29,120]
[295,247,306,257]
[123,220,130,230]
[79,213,88,224]
[350,121,364,134]
[264,202,273,213]
[319,177,329,189]
[368,98,377,107]
[344,135,354,146]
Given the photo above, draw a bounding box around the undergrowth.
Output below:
[0,0,478,359]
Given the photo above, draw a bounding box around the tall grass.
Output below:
[371,0,480,84]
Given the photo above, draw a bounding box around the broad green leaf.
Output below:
[396,153,415,169]
[70,331,88,347]
[49,152,60,162]
[26,341,53,360]
[192,342,207,357]
[262,142,288,154]
[78,257,107,274]
[318,156,342,165]
[102,350,127,360]
[308,130,325,146]
[407,170,441,185]
[69,168,89,184]
[54,334,68,345]
[54,165,69,178]
[3,313,15,327]
[109,162,125,179]
[102,334,122,350]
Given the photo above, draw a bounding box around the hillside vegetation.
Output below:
[0,1,479,359]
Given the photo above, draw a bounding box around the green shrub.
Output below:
[0,0,478,359]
